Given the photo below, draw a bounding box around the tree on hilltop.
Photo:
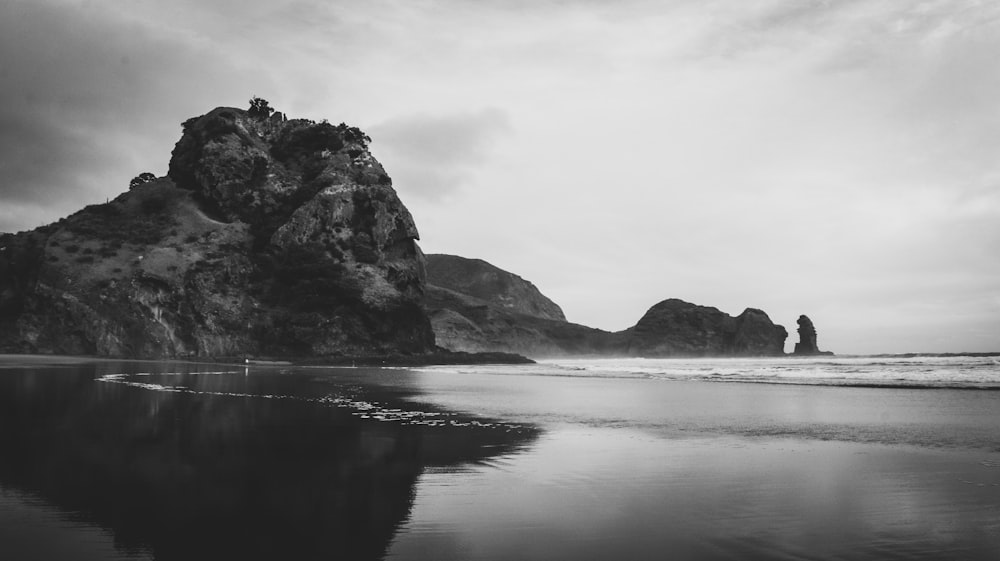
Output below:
[248,96,274,119]
[129,172,157,190]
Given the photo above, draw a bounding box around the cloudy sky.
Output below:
[2,0,998,354]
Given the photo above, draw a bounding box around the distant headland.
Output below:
[424,254,830,358]
[0,99,829,362]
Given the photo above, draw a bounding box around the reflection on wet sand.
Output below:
[4,356,999,561]
[0,361,539,561]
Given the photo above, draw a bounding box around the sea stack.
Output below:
[793,315,831,355]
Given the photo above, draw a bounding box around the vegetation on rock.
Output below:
[0,102,435,358]
[424,257,790,358]
[247,96,274,119]
[129,172,157,190]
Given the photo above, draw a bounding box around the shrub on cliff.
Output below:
[271,122,345,162]
[129,172,157,190]
[248,96,274,119]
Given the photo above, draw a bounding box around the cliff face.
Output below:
[422,258,788,358]
[0,104,435,358]
[426,254,565,321]
[424,254,625,356]
[423,283,622,356]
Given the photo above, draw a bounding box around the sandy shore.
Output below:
[1,356,998,559]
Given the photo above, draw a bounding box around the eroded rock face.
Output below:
[421,256,788,358]
[423,283,620,356]
[625,299,787,357]
[0,104,434,358]
[422,255,630,356]
[425,254,565,321]
[793,314,831,355]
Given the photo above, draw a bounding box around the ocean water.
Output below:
[1,354,999,560]
[432,354,1000,389]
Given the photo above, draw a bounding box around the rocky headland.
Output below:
[623,299,788,356]
[423,257,792,357]
[422,254,618,355]
[426,254,565,321]
[0,99,827,361]
[1,101,436,358]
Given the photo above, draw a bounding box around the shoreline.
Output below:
[2,354,999,559]
[4,350,1000,368]
[0,350,536,368]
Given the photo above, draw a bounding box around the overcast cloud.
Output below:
[369,109,512,201]
[1,0,998,354]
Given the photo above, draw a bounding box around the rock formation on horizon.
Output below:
[426,254,565,321]
[423,257,788,357]
[792,314,832,355]
[0,99,813,361]
[624,299,788,357]
[0,100,435,358]
[423,254,616,355]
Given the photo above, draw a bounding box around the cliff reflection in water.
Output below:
[0,360,539,560]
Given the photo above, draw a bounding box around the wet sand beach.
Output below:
[387,365,1000,560]
[1,356,998,560]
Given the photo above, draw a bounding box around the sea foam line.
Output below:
[95,371,526,430]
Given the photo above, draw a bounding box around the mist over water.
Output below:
[427,355,1000,389]
[1,355,998,560]
[406,356,1000,451]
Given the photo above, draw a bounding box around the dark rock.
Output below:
[793,314,832,355]
[0,103,435,358]
[422,256,788,358]
[423,254,626,357]
[425,254,565,321]
[625,299,787,357]
[423,283,622,356]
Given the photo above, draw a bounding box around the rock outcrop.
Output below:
[792,314,832,355]
[0,100,821,361]
[422,258,788,357]
[624,299,787,357]
[0,103,435,358]
[423,282,622,356]
[423,254,626,356]
[426,254,566,321]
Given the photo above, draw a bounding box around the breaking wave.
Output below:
[417,355,1000,389]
